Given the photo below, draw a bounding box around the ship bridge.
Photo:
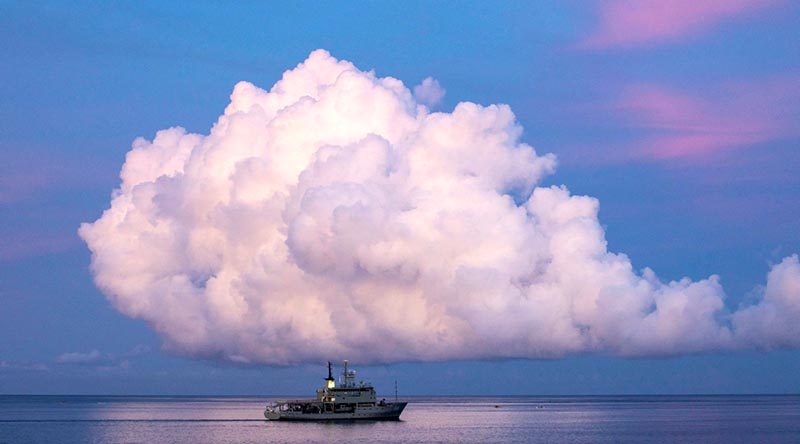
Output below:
[316,360,377,404]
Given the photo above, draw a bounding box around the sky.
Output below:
[1,0,799,395]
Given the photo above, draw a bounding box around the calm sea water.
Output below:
[1,395,798,443]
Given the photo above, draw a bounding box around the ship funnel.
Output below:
[325,361,336,388]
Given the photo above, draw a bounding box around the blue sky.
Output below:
[1,0,799,394]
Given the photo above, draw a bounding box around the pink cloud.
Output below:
[578,0,782,49]
[613,76,799,160]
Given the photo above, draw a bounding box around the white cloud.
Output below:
[79,50,800,365]
[732,255,800,349]
[413,77,446,108]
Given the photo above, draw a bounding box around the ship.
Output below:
[264,360,407,421]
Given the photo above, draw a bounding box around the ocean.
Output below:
[1,395,798,443]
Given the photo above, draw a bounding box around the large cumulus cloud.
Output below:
[79,50,800,365]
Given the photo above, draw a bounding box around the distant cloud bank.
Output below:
[54,345,149,369]
[56,350,105,365]
[80,50,800,365]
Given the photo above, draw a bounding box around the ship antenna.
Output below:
[327,361,333,380]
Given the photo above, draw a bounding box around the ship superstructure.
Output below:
[264,361,407,421]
